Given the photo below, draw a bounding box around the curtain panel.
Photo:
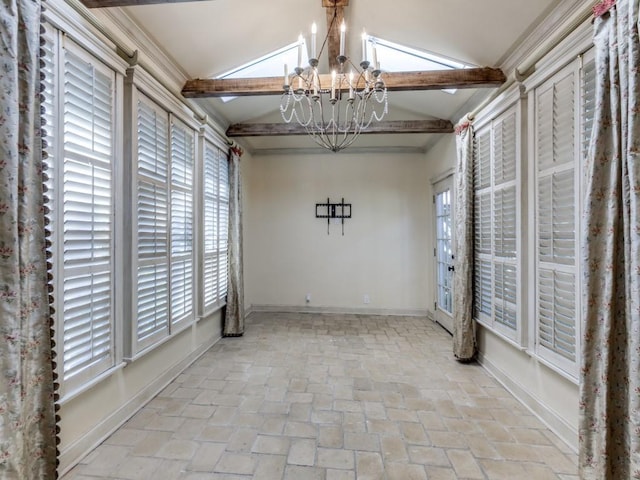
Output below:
[579,0,640,478]
[453,121,476,361]
[223,147,245,336]
[0,0,58,477]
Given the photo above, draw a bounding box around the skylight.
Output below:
[216,41,308,103]
[216,36,471,101]
[367,36,472,94]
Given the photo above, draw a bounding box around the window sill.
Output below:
[528,348,580,385]
[126,317,196,363]
[58,361,127,406]
[475,319,526,352]
[200,302,227,321]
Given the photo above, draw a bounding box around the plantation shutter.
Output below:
[581,53,597,184]
[535,65,577,365]
[493,111,517,258]
[538,269,576,359]
[494,263,517,330]
[494,112,517,185]
[170,119,194,325]
[61,46,115,383]
[494,187,517,257]
[474,128,491,189]
[473,127,492,321]
[218,154,230,303]
[474,259,492,318]
[492,111,518,332]
[136,97,169,346]
[203,141,220,309]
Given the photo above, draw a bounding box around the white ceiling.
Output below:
[120,0,558,154]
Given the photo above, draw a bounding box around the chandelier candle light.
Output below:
[280,18,388,152]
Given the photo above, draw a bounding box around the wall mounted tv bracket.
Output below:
[315,197,352,235]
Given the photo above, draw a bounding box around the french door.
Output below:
[433,176,455,333]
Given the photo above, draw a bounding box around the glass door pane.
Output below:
[433,175,454,333]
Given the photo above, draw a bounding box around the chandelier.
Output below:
[279,10,388,152]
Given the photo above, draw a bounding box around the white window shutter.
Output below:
[136,263,169,341]
[137,181,168,257]
[61,47,115,384]
[494,112,516,184]
[581,58,596,160]
[534,64,579,371]
[494,262,517,330]
[135,98,170,346]
[494,186,516,257]
[538,268,576,361]
[218,154,230,303]
[554,75,575,167]
[474,259,492,318]
[170,119,194,325]
[202,141,230,310]
[473,125,493,325]
[474,129,491,189]
[581,53,597,199]
[475,192,491,255]
[536,72,576,263]
[472,105,519,339]
[203,142,220,309]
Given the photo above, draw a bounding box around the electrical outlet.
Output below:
[363,294,370,304]
[305,293,311,303]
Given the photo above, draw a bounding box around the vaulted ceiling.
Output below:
[93,0,559,154]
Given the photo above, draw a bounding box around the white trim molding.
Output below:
[248,304,429,318]
[478,350,578,453]
[499,0,593,76]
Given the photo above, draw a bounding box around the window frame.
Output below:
[44,26,127,400]
[472,96,525,346]
[125,67,202,359]
[525,49,594,380]
[132,93,172,353]
[201,137,230,316]
[125,66,229,361]
[471,19,593,384]
[43,4,231,398]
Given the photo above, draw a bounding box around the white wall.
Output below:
[478,330,578,450]
[244,151,431,313]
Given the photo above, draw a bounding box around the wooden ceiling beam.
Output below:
[80,0,208,7]
[324,2,347,70]
[182,67,506,98]
[226,119,454,137]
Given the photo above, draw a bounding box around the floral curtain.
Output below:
[453,121,476,361]
[223,146,245,336]
[579,0,640,478]
[0,0,58,477]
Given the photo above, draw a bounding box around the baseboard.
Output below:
[477,351,578,453]
[247,304,428,317]
[58,334,221,475]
